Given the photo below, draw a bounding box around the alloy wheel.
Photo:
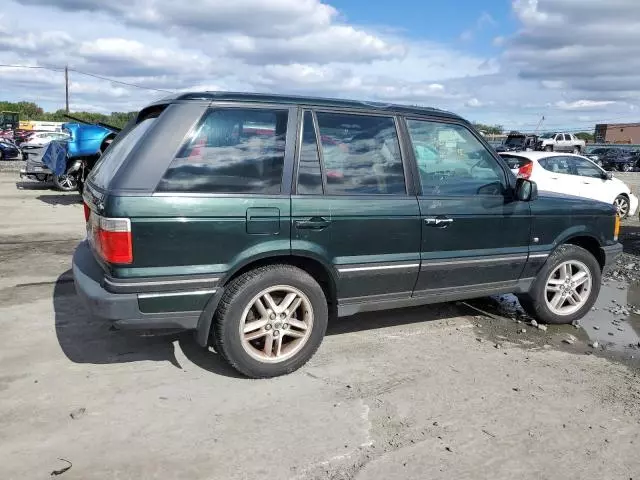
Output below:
[614,196,630,218]
[239,285,314,363]
[544,260,592,316]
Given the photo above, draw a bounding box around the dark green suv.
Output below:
[73,92,622,378]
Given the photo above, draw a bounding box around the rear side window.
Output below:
[157,108,288,194]
[314,112,406,195]
[538,156,572,174]
[500,155,530,169]
[89,117,156,189]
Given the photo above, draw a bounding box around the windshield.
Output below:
[505,136,525,146]
[540,133,556,139]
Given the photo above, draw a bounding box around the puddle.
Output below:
[580,280,640,357]
[463,281,640,369]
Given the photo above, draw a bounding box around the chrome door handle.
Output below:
[424,217,453,227]
[295,217,331,230]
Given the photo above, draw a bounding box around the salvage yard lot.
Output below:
[1,169,640,479]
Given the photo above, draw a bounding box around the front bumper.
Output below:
[629,194,639,216]
[601,243,623,274]
[72,241,213,331]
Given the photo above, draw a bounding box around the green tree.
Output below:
[473,123,504,135]
[574,131,594,142]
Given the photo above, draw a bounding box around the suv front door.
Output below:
[291,110,421,308]
[404,118,532,298]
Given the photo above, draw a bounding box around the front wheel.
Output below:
[621,163,634,172]
[213,265,328,378]
[544,145,553,152]
[517,244,601,324]
[614,194,630,218]
[53,173,78,192]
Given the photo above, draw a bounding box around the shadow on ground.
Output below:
[53,270,245,378]
[54,271,467,377]
[15,181,53,190]
[36,194,82,206]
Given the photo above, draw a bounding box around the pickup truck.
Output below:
[537,133,586,153]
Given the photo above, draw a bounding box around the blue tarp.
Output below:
[41,141,68,176]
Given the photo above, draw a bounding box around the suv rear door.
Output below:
[291,109,421,307]
[404,117,532,297]
[91,104,297,287]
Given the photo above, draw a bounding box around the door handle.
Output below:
[295,217,331,230]
[424,217,453,228]
[550,177,559,180]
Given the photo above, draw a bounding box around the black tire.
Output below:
[517,244,601,324]
[614,194,630,219]
[545,145,553,152]
[53,173,78,192]
[0,150,3,160]
[213,265,328,378]
[621,163,633,172]
[572,146,581,154]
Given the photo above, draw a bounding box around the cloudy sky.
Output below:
[1,0,639,131]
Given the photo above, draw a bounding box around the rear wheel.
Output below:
[213,265,328,378]
[614,194,630,218]
[572,146,581,154]
[517,244,600,324]
[621,163,634,172]
[53,173,78,192]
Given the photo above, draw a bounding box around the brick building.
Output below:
[595,123,640,143]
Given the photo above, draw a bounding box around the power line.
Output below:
[0,63,173,93]
[69,68,173,93]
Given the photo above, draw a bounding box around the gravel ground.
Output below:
[1,170,640,479]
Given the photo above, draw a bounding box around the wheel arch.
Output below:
[562,235,605,270]
[222,253,338,308]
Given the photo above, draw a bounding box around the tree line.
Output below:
[0,101,137,129]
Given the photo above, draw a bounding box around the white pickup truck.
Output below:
[537,132,586,153]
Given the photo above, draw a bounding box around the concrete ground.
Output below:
[1,169,640,480]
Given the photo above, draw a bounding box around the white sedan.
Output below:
[500,151,638,218]
[22,131,70,147]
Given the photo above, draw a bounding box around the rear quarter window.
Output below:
[88,117,156,189]
[156,108,289,194]
[500,155,530,169]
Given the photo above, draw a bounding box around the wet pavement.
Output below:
[465,280,640,369]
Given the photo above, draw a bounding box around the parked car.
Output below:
[536,132,586,153]
[583,146,616,167]
[598,148,640,172]
[0,138,22,160]
[495,131,538,152]
[500,151,638,218]
[19,121,118,192]
[73,92,622,378]
[21,131,70,148]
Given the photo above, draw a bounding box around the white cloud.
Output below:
[555,100,616,110]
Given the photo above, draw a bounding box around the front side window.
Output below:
[315,112,406,195]
[158,108,288,194]
[407,119,505,196]
[571,158,604,178]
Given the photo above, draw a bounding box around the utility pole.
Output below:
[533,115,545,135]
[65,65,69,113]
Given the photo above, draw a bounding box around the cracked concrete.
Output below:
[1,171,640,479]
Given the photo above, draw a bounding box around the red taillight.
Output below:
[88,214,133,264]
[83,202,90,222]
[517,161,533,179]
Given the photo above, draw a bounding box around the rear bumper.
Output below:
[601,243,623,273]
[72,241,217,331]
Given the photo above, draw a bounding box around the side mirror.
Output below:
[515,178,538,202]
